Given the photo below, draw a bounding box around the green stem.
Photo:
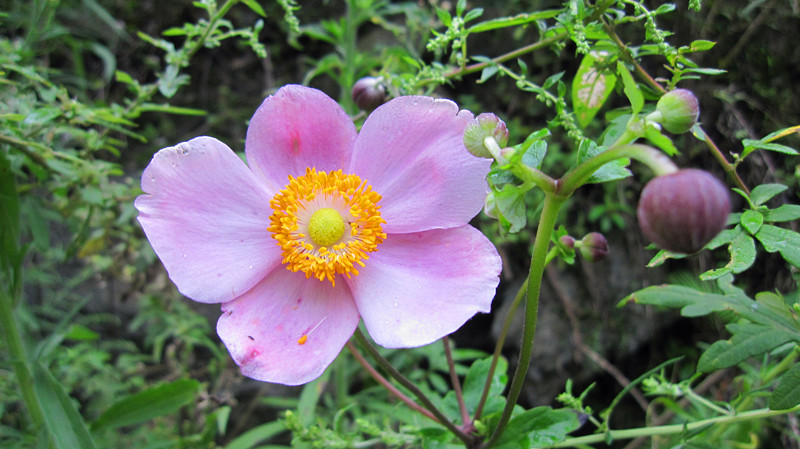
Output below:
[482,194,566,448]
[0,288,45,429]
[559,144,678,197]
[545,406,800,448]
[474,246,558,421]
[353,329,475,447]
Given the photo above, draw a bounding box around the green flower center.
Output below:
[308,207,345,247]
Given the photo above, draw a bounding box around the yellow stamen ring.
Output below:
[268,168,386,285]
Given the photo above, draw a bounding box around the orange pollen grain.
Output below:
[267,168,387,285]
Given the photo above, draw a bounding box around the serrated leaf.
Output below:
[462,357,508,416]
[697,323,795,372]
[749,183,788,206]
[770,363,800,410]
[700,232,756,280]
[616,61,643,115]
[91,379,201,431]
[33,363,98,449]
[625,280,800,336]
[765,204,800,222]
[495,407,580,449]
[573,50,617,128]
[740,209,764,235]
[755,224,800,267]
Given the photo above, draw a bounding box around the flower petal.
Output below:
[217,269,360,385]
[135,136,281,304]
[245,85,358,191]
[349,226,501,348]
[349,96,491,233]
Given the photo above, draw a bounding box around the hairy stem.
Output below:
[482,194,566,448]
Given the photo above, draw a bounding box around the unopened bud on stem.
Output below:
[463,113,509,159]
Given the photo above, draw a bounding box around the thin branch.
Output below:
[345,341,437,422]
[352,329,476,447]
[443,337,471,428]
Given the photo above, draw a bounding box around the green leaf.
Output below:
[494,407,580,449]
[689,39,716,52]
[576,139,631,184]
[572,50,617,128]
[224,421,287,449]
[23,107,62,125]
[697,323,795,372]
[495,184,527,233]
[742,138,798,158]
[644,123,678,155]
[32,363,98,449]
[700,232,756,280]
[616,61,643,115]
[765,204,800,222]
[461,357,508,417]
[740,209,764,235]
[625,279,800,334]
[241,0,267,17]
[754,224,800,268]
[749,183,788,206]
[467,10,562,33]
[770,363,800,410]
[91,379,201,431]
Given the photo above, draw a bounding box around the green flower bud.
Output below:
[655,89,700,134]
[463,113,509,159]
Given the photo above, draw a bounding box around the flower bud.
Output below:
[351,77,387,111]
[578,232,608,262]
[463,113,509,159]
[655,89,700,134]
[637,169,730,254]
[559,235,576,250]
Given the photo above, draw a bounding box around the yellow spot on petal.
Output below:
[297,335,308,345]
[268,169,386,285]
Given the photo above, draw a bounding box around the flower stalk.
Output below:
[483,193,566,448]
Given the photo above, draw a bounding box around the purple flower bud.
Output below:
[463,113,509,159]
[578,232,608,262]
[559,235,576,250]
[637,169,730,253]
[351,77,387,111]
[655,89,700,134]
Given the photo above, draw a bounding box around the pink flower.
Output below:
[135,85,501,385]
